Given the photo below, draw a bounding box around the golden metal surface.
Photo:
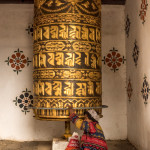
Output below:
[33,0,102,120]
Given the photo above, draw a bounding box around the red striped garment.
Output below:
[70,113,108,150]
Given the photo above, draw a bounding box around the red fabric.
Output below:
[69,113,108,150]
[89,122,97,133]
[81,135,107,148]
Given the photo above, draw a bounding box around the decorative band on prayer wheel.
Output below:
[33,0,102,120]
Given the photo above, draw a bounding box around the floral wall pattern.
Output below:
[139,0,148,24]
[132,40,139,67]
[25,24,33,36]
[13,88,33,114]
[102,47,126,72]
[125,14,131,38]
[141,75,150,104]
[5,48,32,74]
[127,78,133,102]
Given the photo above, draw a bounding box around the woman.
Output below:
[69,107,108,150]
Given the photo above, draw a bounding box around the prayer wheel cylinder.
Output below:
[33,0,102,121]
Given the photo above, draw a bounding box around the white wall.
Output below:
[125,0,150,150]
[101,5,127,140]
[0,4,64,141]
[0,4,126,141]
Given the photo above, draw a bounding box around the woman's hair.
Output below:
[84,110,98,123]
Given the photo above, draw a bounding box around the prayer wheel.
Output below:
[33,0,102,123]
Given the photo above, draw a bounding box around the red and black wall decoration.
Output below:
[25,24,33,36]
[125,14,131,38]
[102,47,126,72]
[141,75,150,104]
[132,40,139,67]
[5,48,31,74]
[13,88,33,114]
[127,77,133,102]
[139,0,148,24]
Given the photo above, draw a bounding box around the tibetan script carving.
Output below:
[33,0,101,120]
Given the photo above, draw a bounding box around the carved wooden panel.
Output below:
[0,0,126,5]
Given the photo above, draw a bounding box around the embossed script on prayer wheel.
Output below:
[33,0,101,121]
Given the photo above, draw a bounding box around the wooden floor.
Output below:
[0,140,137,150]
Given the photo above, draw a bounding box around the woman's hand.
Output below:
[69,105,75,114]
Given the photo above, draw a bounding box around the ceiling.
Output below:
[0,0,126,5]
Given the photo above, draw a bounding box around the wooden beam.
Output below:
[0,0,33,4]
[102,0,126,5]
[0,0,126,5]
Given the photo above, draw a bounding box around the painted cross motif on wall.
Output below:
[102,47,126,72]
[139,0,148,24]
[5,48,31,75]
[13,88,33,114]
[132,40,139,67]
[127,78,133,102]
[125,14,131,38]
[141,75,150,104]
[25,24,33,36]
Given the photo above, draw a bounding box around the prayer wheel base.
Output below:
[63,133,72,139]
[63,121,72,139]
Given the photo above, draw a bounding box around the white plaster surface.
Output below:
[52,138,68,150]
[125,0,150,150]
[0,4,127,141]
[101,5,127,140]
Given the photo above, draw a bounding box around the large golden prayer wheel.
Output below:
[33,0,102,121]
